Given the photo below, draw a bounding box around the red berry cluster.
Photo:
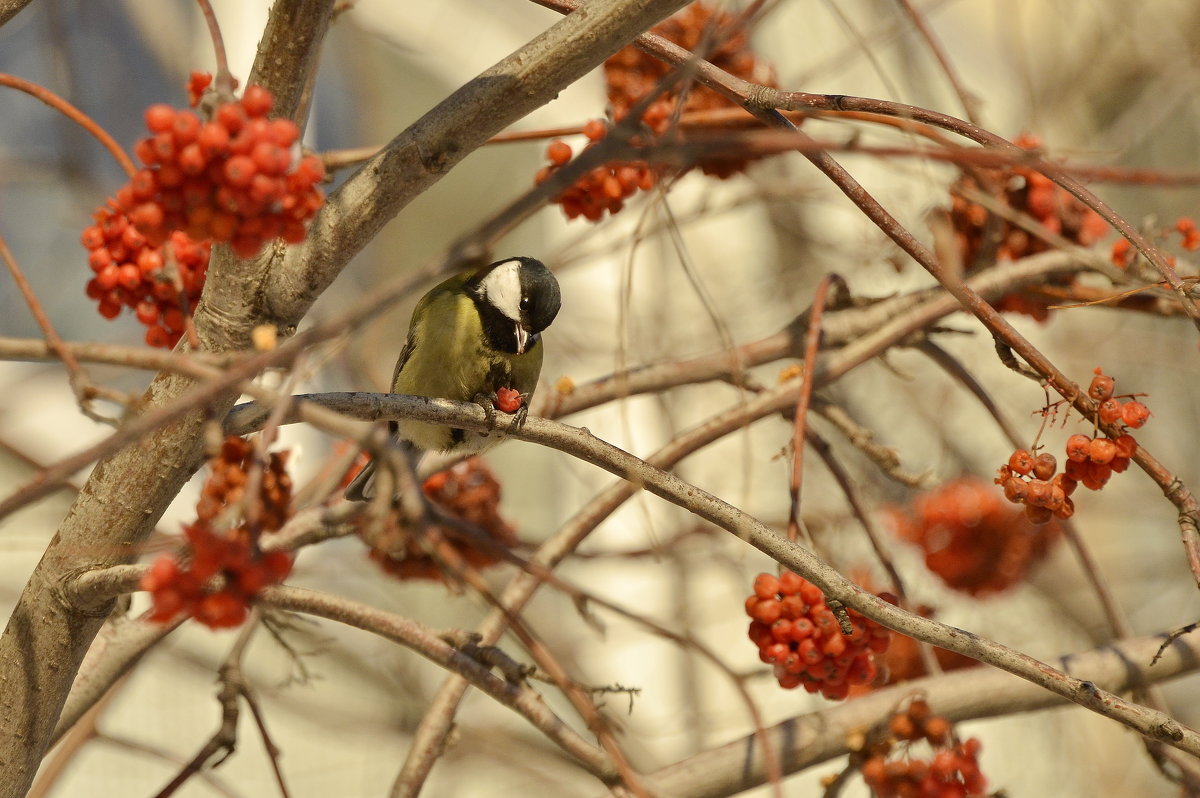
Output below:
[81,202,210,347]
[141,435,294,629]
[118,84,325,258]
[538,3,777,221]
[996,369,1148,522]
[885,477,1060,596]
[141,523,293,628]
[535,120,660,221]
[861,700,988,798]
[1111,215,1200,269]
[948,133,1108,321]
[364,458,519,582]
[744,572,891,700]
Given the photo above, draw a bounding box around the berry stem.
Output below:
[0,73,135,176]
[194,0,235,98]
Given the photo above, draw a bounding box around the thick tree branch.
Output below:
[602,632,1200,798]
[0,4,335,794]
[0,0,33,29]
[264,0,693,327]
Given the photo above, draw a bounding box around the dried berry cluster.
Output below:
[996,369,1148,523]
[992,448,1076,524]
[861,700,988,798]
[605,1,774,178]
[538,2,776,221]
[122,85,325,257]
[141,435,294,629]
[82,204,210,348]
[885,477,1060,596]
[744,572,891,700]
[195,435,293,531]
[948,133,1108,320]
[365,458,519,582]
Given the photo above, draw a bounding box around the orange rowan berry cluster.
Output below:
[538,3,777,221]
[885,477,1060,596]
[997,369,1148,522]
[745,571,891,700]
[81,202,210,347]
[1111,216,1200,269]
[365,458,519,582]
[119,84,325,258]
[861,700,987,798]
[948,134,1108,320]
[141,435,294,629]
[534,120,659,221]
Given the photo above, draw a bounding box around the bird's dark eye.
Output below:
[519,297,532,311]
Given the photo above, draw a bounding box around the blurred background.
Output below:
[2,1,1200,795]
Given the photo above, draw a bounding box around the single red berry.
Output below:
[172,110,201,145]
[778,571,803,595]
[1098,398,1123,425]
[547,140,572,166]
[1065,434,1092,462]
[1121,400,1150,428]
[581,119,607,141]
[1088,371,1115,402]
[494,387,523,414]
[263,118,297,149]
[753,572,780,599]
[1007,449,1034,476]
[222,155,257,188]
[1033,452,1057,480]
[144,104,176,133]
[197,121,231,156]
[1025,479,1052,507]
[1113,434,1138,458]
[1088,437,1117,464]
[240,85,274,117]
[1002,477,1028,503]
[751,598,782,624]
[216,102,247,133]
[145,325,169,348]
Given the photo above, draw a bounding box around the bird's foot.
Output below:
[472,392,498,437]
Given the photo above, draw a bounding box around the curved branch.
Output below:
[601,632,1200,798]
[126,392,1200,757]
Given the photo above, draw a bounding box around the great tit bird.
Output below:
[345,256,561,501]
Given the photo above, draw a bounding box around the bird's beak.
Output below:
[515,325,530,355]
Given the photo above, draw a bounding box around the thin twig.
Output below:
[787,274,840,543]
[0,73,135,176]
[0,231,124,423]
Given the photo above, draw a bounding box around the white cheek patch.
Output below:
[479,259,524,322]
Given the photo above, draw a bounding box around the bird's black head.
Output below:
[467,257,561,354]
